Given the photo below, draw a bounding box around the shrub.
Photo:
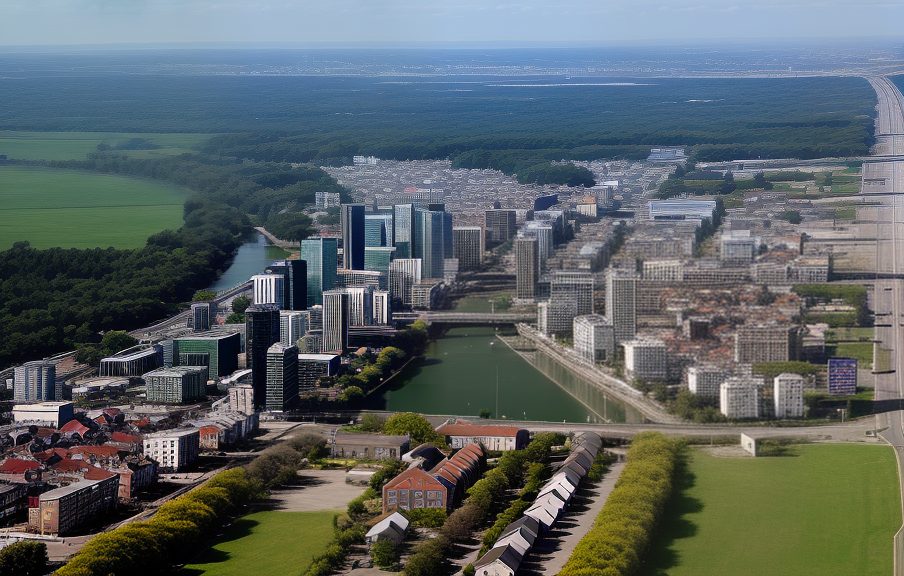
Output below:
[370,539,400,568]
[405,507,447,528]
[403,535,450,576]
[0,540,47,576]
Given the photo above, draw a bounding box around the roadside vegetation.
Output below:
[558,432,682,576]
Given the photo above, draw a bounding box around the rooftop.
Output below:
[39,478,109,501]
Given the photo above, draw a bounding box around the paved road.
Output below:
[862,75,904,576]
[522,460,626,575]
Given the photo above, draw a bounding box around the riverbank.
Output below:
[514,323,679,424]
[253,226,298,250]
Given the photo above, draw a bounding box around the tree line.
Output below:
[0,153,350,369]
[558,432,683,576]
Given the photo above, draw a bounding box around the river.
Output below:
[366,295,633,423]
[208,233,289,291]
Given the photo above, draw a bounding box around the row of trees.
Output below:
[55,467,262,576]
[558,432,683,576]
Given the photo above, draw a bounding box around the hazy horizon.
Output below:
[3,0,904,48]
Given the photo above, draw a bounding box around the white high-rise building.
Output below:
[573,315,616,363]
[389,258,422,306]
[687,365,730,400]
[605,269,637,343]
[720,377,762,419]
[252,274,285,308]
[622,339,667,382]
[279,311,308,347]
[322,290,350,354]
[372,290,391,325]
[346,286,374,326]
[14,361,58,403]
[773,373,805,418]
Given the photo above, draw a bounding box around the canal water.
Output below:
[208,233,289,291]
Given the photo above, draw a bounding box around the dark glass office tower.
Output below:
[245,303,280,409]
[341,203,366,270]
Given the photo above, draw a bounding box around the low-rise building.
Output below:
[331,433,410,461]
[142,428,200,472]
[29,476,119,535]
[435,421,529,451]
[12,402,74,428]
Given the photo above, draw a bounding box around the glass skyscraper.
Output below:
[301,237,338,307]
[365,213,393,247]
[392,204,414,259]
[341,203,366,270]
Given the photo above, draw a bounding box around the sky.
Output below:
[2,0,904,47]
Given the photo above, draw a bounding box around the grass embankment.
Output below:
[183,511,338,576]
[0,165,188,249]
[0,131,210,161]
[642,444,900,576]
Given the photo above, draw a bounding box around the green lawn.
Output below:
[0,131,211,161]
[183,511,338,576]
[0,165,188,249]
[827,342,874,367]
[642,444,901,576]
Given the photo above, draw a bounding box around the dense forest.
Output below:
[0,153,349,369]
[0,74,876,167]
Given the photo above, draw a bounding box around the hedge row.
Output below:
[55,468,261,576]
[557,432,682,576]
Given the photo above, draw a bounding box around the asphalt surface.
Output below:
[862,75,904,576]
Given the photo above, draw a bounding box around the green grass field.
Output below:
[0,131,211,161]
[0,165,188,249]
[642,444,901,576]
[183,511,338,576]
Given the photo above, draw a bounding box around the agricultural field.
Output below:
[0,131,211,161]
[642,444,900,576]
[0,165,187,249]
[182,511,338,576]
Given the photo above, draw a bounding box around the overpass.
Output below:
[392,311,536,325]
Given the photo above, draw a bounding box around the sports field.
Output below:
[182,511,338,576]
[642,444,901,576]
[0,165,187,249]
[0,131,210,161]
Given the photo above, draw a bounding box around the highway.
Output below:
[862,75,904,576]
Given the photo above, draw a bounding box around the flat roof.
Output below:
[143,428,199,439]
[175,331,240,341]
[101,347,159,362]
[143,366,206,378]
[13,402,73,410]
[40,478,108,501]
[298,354,340,361]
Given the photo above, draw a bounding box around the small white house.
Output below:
[538,480,575,502]
[365,512,409,545]
[493,524,536,556]
[473,544,522,576]
[525,501,559,529]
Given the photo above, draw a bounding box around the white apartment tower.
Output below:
[573,315,616,364]
[773,373,805,419]
[719,377,761,419]
[622,339,667,382]
[687,365,730,400]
